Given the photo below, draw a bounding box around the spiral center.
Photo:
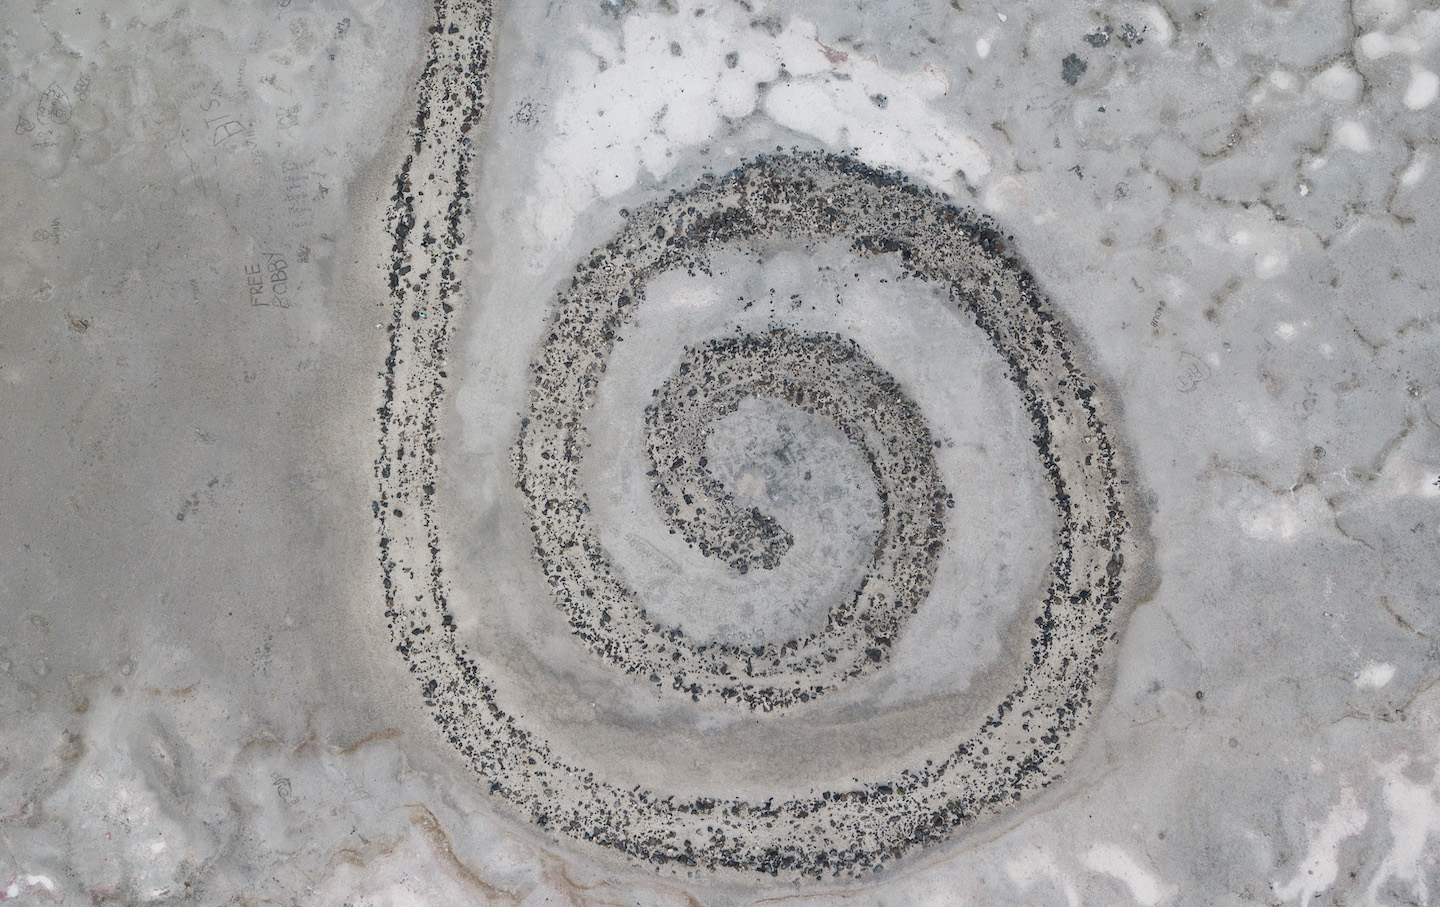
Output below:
[644,328,943,589]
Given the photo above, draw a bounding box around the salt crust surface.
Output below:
[1,0,1438,902]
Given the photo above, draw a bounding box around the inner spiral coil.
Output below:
[551,325,953,709]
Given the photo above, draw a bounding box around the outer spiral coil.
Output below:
[377,0,1141,878]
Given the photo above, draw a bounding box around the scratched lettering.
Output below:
[266,252,289,306]
[243,255,292,308]
[1175,351,1211,392]
[280,158,316,228]
[199,95,247,146]
[31,219,61,245]
[37,83,73,125]
[245,262,266,305]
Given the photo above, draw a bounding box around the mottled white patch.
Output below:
[981,174,1038,216]
[1355,663,1396,688]
[528,1,990,249]
[1270,69,1298,91]
[762,26,992,185]
[1359,31,1409,57]
[1371,437,1440,499]
[3,875,58,898]
[1083,844,1178,906]
[1404,69,1439,108]
[1401,150,1431,185]
[1256,250,1289,278]
[1357,9,1440,58]
[1355,0,1404,28]
[1274,787,1368,904]
[1005,843,1081,907]
[1243,489,1330,541]
[1215,220,1294,278]
[1363,755,1440,904]
[1310,64,1362,103]
[1142,4,1175,45]
[1335,120,1374,153]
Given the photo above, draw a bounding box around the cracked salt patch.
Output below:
[522,0,990,250]
[1356,663,1397,688]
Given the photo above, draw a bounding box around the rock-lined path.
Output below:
[374,0,1141,878]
